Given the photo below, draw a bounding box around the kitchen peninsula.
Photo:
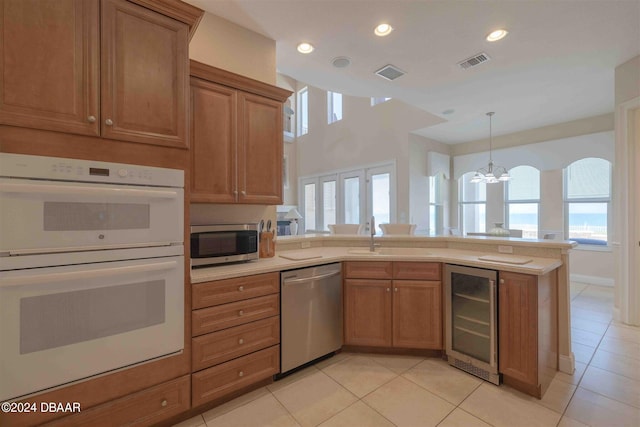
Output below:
[192,234,576,400]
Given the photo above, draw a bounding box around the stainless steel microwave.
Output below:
[190,224,259,267]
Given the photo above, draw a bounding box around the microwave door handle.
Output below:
[0,260,178,288]
[0,182,179,199]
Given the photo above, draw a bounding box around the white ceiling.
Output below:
[187,0,640,144]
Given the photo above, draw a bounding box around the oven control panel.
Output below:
[0,153,183,188]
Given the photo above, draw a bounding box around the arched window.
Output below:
[459,171,486,234]
[564,158,611,245]
[505,166,540,238]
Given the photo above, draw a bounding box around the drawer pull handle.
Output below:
[161,399,167,407]
[238,310,244,316]
[238,338,244,345]
[238,286,244,292]
[238,371,244,377]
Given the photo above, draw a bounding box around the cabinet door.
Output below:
[190,78,238,203]
[499,272,538,386]
[237,92,283,204]
[0,0,99,136]
[101,0,188,148]
[344,279,392,347]
[392,280,442,349]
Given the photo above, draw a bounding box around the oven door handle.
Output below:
[0,260,178,288]
[0,182,179,199]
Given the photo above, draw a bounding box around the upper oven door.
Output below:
[0,178,184,255]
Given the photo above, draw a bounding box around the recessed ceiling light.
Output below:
[297,42,314,54]
[486,29,508,42]
[374,23,393,37]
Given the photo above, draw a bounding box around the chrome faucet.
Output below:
[369,216,379,252]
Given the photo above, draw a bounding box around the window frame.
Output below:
[563,158,612,247]
[504,165,541,239]
[297,87,309,136]
[327,91,343,124]
[459,172,487,235]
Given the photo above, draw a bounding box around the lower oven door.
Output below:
[0,255,184,401]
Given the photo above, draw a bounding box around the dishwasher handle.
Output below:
[282,270,341,285]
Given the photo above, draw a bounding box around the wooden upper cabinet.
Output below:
[0,0,191,148]
[101,0,188,147]
[237,92,283,204]
[190,78,237,202]
[189,61,292,205]
[0,0,100,136]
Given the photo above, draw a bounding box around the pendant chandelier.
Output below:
[470,112,511,184]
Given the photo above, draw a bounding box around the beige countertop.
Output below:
[191,246,563,283]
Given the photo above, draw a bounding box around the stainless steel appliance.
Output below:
[190,224,259,267]
[280,263,343,374]
[0,153,184,401]
[444,264,500,384]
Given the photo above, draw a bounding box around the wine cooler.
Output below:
[444,264,500,385]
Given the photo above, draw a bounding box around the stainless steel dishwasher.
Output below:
[280,263,343,374]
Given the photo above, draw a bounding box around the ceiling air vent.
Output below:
[375,64,406,81]
[458,52,491,70]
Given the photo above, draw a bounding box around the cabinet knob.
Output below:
[394,288,398,292]
[105,119,113,126]
[238,338,244,345]
[386,288,390,292]
[238,371,244,377]
[238,310,244,316]
[500,279,505,284]
[238,286,244,292]
[160,399,167,407]
[240,190,246,196]
[87,115,96,123]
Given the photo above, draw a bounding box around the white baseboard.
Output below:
[559,353,575,374]
[570,274,614,287]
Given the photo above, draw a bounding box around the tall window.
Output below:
[343,176,360,224]
[505,166,540,238]
[459,172,486,234]
[369,172,390,233]
[429,174,445,236]
[297,87,308,136]
[371,97,391,106]
[564,158,611,245]
[327,91,342,124]
[322,179,336,231]
[303,182,316,232]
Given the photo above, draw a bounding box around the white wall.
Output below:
[295,83,441,223]
[189,12,276,85]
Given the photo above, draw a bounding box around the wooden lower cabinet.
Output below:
[344,279,393,346]
[392,280,442,349]
[344,262,443,350]
[192,345,279,408]
[498,271,557,398]
[45,375,190,427]
[190,272,280,409]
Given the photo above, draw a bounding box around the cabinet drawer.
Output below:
[344,261,393,279]
[193,272,279,309]
[192,294,279,336]
[192,345,279,407]
[393,262,441,280]
[193,316,280,371]
[45,375,189,427]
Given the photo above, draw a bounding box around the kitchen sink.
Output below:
[347,249,381,255]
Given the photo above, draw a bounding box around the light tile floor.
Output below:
[176,283,640,427]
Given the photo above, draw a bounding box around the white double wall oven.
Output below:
[0,153,185,401]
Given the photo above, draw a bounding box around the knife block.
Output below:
[259,231,275,258]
